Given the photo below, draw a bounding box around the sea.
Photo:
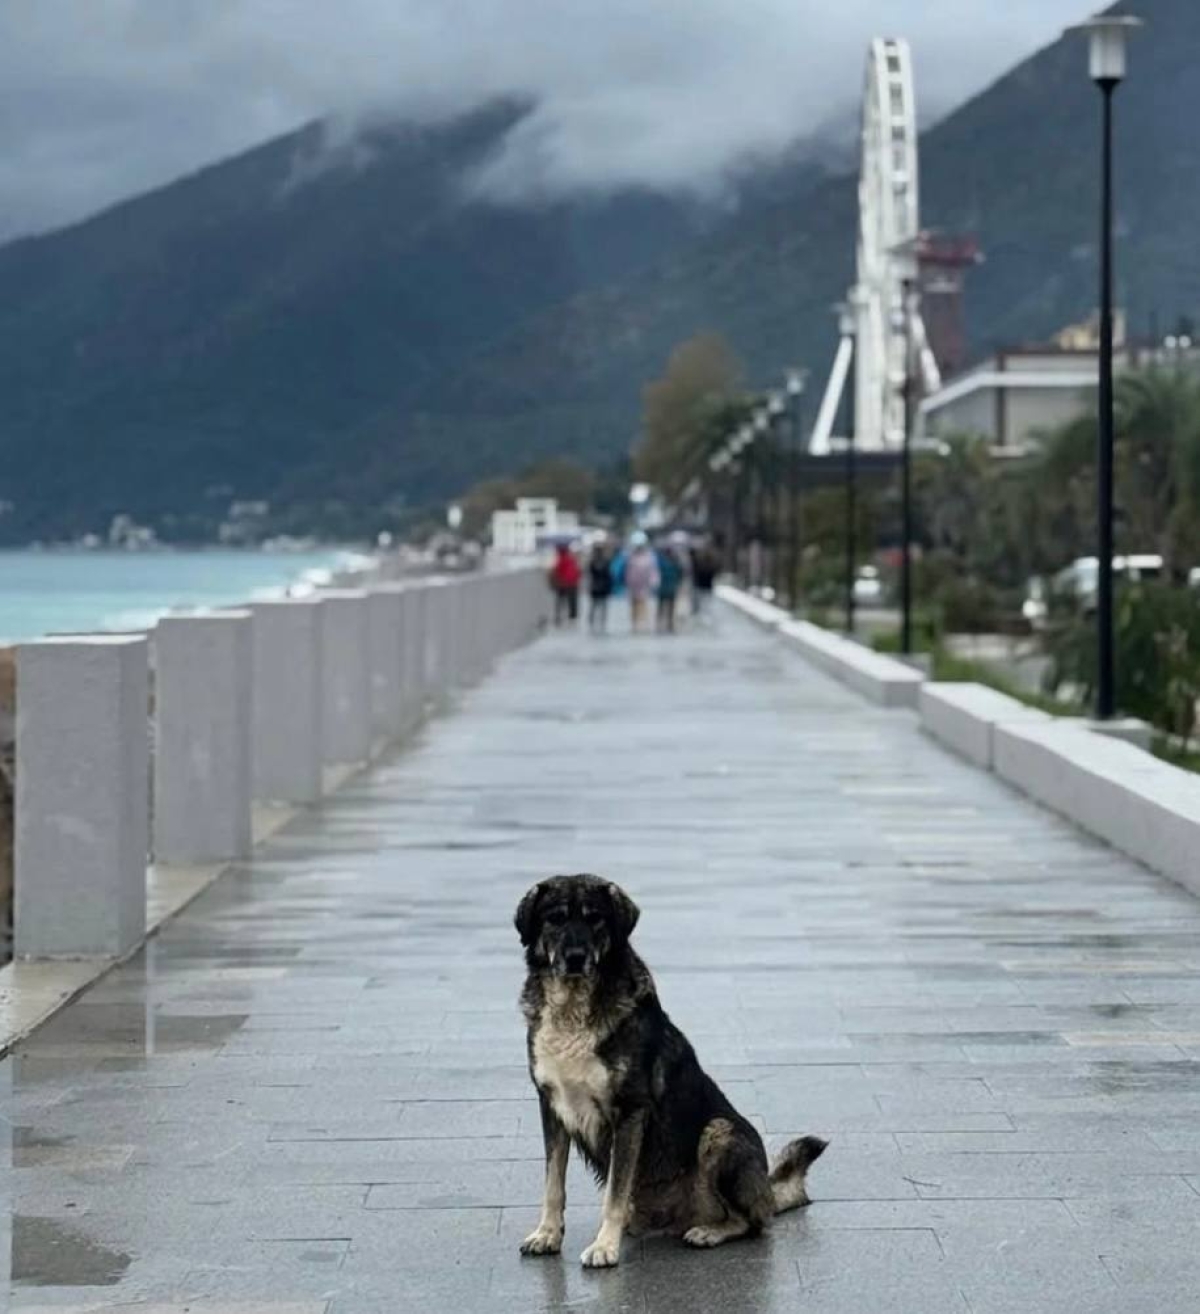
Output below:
[0,548,374,642]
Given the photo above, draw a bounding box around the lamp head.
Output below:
[1070,14,1142,85]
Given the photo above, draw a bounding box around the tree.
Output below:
[1114,367,1200,579]
[635,334,742,498]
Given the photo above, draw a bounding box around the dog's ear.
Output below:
[514,882,547,947]
[606,883,640,942]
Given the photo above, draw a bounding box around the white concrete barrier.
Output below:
[9,566,550,969]
[251,598,324,804]
[367,585,407,743]
[715,583,790,630]
[993,719,1200,900]
[154,611,253,864]
[400,582,427,729]
[718,583,922,707]
[15,636,149,958]
[424,580,451,698]
[918,681,1052,770]
[777,619,924,709]
[319,590,372,766]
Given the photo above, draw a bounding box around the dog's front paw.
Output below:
[520,1225,563,1256]
[580,1235,621,1268]
[683,1225,726,1248]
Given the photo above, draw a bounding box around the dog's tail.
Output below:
[769,1135,828,1213]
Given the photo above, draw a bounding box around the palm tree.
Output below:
[1114,367,1200,580]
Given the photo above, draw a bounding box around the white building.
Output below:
[490,498,579,556]
[919,348,1104,452]
[919,314,1199,452]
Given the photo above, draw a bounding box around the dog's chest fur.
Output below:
[530,992,615,1151]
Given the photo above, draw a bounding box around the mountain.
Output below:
[0,0,1193,541]
[0,94,837,542]
[430,0,1200,477]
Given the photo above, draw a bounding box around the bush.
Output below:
[1046,583,1200,740]
[932,576,1009,634]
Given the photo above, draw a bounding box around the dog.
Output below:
[515,874,826,1268]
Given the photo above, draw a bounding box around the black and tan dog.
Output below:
[515,874,826,1268]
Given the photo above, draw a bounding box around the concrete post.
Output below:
[319,589,372,765]
[367,585,407,742]
[15,636,149,958]
[251,598,323,804]
[153,611,253,866]
[424,581,448,698]
[400,583,426,729]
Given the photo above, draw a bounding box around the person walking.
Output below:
[655,540,684,634]
[690,539,718,619]
[623,531,659,634]
[548,542,581,627]
[587,541,614,633]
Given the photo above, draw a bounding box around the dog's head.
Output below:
[514,875,639,980]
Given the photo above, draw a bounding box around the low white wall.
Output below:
[250,598,325,804]
[154,610,253,864]
[714,584,790,630]
[721,580,1200,902]
[718,583,923,707]
[992,719,1200,899]
[12,566,547,962]
[778,620,924,708]
[918,681,1051,770]
[367,586,407,742]
[319,590,372,767]
[15,636,149,958]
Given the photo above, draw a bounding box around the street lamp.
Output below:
[898,268,918,656]
[785,370,807,612]
[732,424,754,583]
[767,392,786,601]
[753,409,770,590]
[836,302,858,635]
[1070,12,1141,720]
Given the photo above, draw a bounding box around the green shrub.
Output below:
[1047,583,1200,739]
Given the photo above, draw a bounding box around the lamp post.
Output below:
[785,369,807,612]
[731,426,752,583]
[753,409,770,590]
[900,275,917,656]
[767,392,786,602]
[1071,14,1141,720]
[836,302,858,634]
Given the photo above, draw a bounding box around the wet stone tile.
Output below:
[11,612,1200,1309]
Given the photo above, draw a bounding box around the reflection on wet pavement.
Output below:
[5,610,1200,1311]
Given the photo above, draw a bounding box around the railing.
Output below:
[9,563,548,960]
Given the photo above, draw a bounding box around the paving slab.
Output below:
[7,608,1200,1311]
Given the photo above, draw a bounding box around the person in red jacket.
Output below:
[548,543,582,626]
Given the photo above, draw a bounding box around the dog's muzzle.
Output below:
[562,947,589,976]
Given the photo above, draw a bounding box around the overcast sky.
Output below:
[0,0,1096,242]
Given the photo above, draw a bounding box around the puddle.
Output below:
[13,1215,131,1286]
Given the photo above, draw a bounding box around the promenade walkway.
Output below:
[6,607,1200,1313]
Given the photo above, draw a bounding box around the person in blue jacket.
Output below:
[654,541,684,634]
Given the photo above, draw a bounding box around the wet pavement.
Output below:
[6,606,1200,1312]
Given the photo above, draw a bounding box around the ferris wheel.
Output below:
[811,37,941,455]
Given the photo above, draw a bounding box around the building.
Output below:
[918,347,1104,452]
[490,498,579,556]
[918,312,1200,452]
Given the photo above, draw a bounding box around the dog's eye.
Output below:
[586,913,605,928]
[544,909,567,927]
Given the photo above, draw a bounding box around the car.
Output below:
[853,565,884,606]
[1044,554,1163,618]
